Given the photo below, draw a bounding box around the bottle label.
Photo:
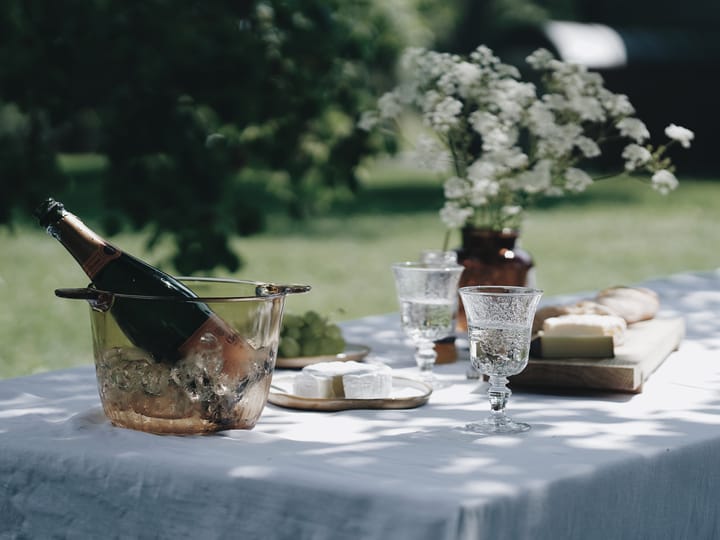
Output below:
[179,314,243,353]
[83,244,122,279]
[178,314,251,380]
[57,213,123,280]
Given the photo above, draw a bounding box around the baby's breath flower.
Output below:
[535,123,582,159]
[600,90,635,117]
[496,63,521,79]
[493,80,535,122]
[502,205,522,217]
[527,101,555,134]
[453,61,482,98]
[622,144,652,171]
[503,149,529,170]
[470,45,498,66]
[482,127,516,152]
[440,202,474,228]
[443,176,468,199]
[357,111,378,132]
[361,44,691,232]
[616,118,650,143]
[437,72,457,96]
[412,135,451,173]
[484,148,527,175]
[469,111,498,136]
[256,2,275,21]
[544,186,565,197]
[576,136,601,158]
[470,178,500,203]
[543,93,567,112]
[426,96,463,133]
[378,92,402,119]
[664,124,694,148]
[651,169,679,194]
[526,48,555,70]
[516,160,552,195]
[564,168,593,192]
[570,96,605,123]
[467,159,498,183]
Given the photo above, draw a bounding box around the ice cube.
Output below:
[171,334,227,401]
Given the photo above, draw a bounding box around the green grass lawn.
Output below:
[1,157,718,379]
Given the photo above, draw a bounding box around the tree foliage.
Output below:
[0,0,413,273]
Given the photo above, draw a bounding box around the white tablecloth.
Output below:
[2,270,720,540]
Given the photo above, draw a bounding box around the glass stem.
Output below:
[415,340,436,372]
[487,375,511,423]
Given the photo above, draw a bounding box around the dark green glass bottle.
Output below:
[35,198,247,366]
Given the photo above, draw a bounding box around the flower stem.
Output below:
[591,172,621,182]
[442,229,451,251]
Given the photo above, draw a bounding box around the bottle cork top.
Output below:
[34,198,67,228]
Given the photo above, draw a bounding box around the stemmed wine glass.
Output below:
[391,261,464,385]
[458,286,542,434]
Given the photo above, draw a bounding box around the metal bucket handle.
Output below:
[55,288,114,312]
[254,283,311,296]
[55,283,312,313]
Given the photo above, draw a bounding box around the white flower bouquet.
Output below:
[361,46,694,235]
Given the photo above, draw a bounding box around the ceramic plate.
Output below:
[268,375,432,411]
[275,343,370,369]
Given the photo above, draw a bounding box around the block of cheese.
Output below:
[293,361,392,399]
[542,314,627,346]
[532,301,616,334]
[343,367,393,399]
[532,335,615,359]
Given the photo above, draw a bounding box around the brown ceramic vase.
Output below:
[456,228,534,331]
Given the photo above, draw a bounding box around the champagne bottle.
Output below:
[34,198,251,375]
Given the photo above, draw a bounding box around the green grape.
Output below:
[284,326,301,340]
[282,314,303,329]
[303,321,326,339]
[325,325,343,341]
[327,337,346,355]
[314,338,332,354]
[303,310,323,327]
[301,340,321,357]
[280,310,345,357]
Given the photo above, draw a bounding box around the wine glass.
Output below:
[391,262,464,385]
[458,286,542,434]
[419,249,458,266]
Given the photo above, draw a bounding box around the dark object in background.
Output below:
[446,0,720,175]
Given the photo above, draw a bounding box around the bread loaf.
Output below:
[594,286,660,323]
[532,286,660,333]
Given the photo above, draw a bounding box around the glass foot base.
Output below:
[418,371,450,390]
[465,417,530,435]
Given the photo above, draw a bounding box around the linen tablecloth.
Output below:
[1,270,720,539]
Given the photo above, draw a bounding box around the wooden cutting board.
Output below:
[511,317,685,393]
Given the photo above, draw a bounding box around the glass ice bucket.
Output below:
[56,278,309,434]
